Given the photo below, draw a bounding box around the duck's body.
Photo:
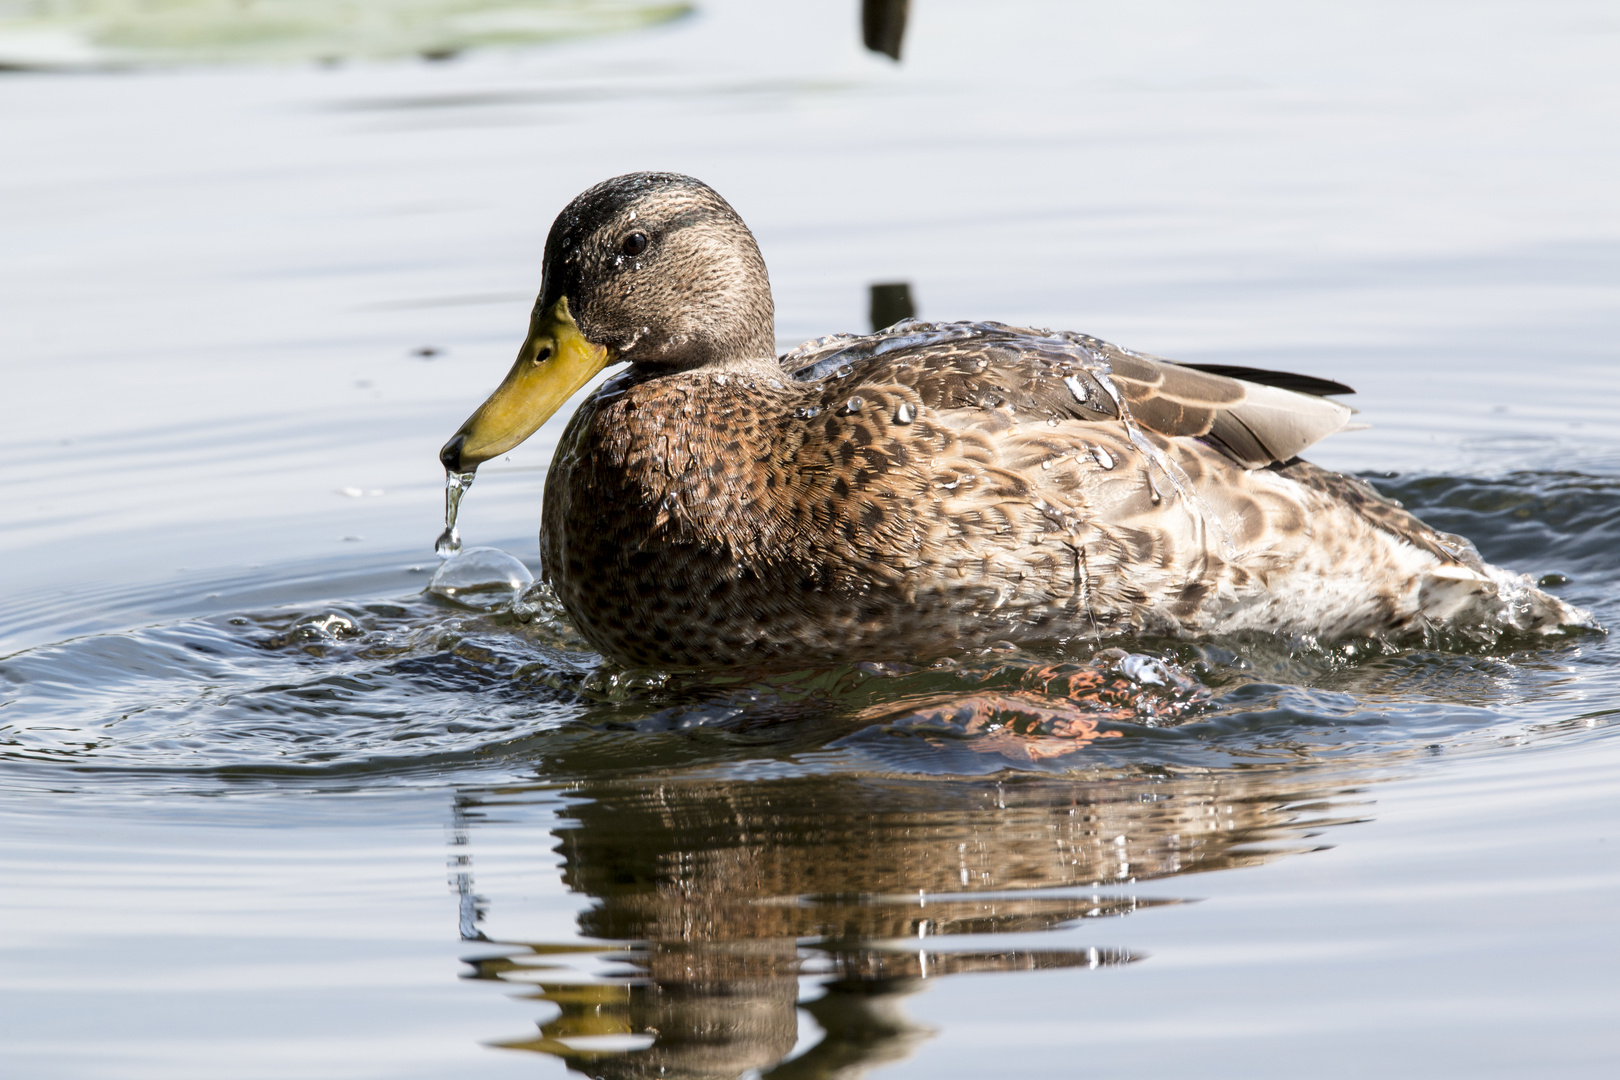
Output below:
[540,322,1580,666]
[443,173,1591,668]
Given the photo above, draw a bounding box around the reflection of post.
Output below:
[465,770,1353,1079]
[862,0,911,61]
[869,281,915,332]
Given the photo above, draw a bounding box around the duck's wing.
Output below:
[1168,363,1354,398]
[1096,344,1357,469]
[788,325,1358,469]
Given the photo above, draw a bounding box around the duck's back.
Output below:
[540,322,1589,667]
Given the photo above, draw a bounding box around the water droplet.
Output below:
[290,612,361,641]
[1117,653,1170,687]
[435,469,476,558]
[510,580,569,625]
[428,547,533,610]
[893,402,915,424]
[1064,375,1089,404]
[795,405,821,420]
[1041,458,1053,469]
[837,396,864,415]
[835,365,853,378]
[1093,446,1115,470]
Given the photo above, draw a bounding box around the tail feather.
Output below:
[1419,563,1597,635]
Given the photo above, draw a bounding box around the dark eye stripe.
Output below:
[621,232,648,256]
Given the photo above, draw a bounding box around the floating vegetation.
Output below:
[0,0,694,69]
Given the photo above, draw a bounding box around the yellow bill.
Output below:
[439,296,611,473]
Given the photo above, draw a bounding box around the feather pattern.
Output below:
[540,319,1591,667]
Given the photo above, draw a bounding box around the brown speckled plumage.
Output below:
[484,173,1593,667]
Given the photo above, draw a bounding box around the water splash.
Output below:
[428,547,533,610]
[435,470,476,558]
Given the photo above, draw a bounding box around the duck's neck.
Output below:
[578,363,796,529]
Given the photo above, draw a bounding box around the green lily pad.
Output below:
[0,0,694,69]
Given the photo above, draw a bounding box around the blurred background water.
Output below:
[2,2,1619,1077]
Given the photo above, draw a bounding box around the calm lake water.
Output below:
[4,2,1620,1077]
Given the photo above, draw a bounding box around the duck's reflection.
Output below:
[457,769,1356,1079]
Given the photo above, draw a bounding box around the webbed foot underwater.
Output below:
[441,172,1595,668]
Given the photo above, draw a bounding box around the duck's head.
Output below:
[440,172,774,473]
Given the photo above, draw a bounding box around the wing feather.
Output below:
[785,324,1358,469]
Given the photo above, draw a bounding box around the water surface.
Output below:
[4,2,1620,1077]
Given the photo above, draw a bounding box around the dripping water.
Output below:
[435,470,477,558]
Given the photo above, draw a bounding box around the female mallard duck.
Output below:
[440,172,1592,668]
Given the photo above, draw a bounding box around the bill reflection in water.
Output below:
[453,770,1356,1078]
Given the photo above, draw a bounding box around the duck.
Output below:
[440,172,1592,668]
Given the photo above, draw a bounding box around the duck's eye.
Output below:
[621,232,648,257]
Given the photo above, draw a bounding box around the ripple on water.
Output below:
[0,470,1615,793]
[1371,470,1620,585]
[0,593,594,778]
